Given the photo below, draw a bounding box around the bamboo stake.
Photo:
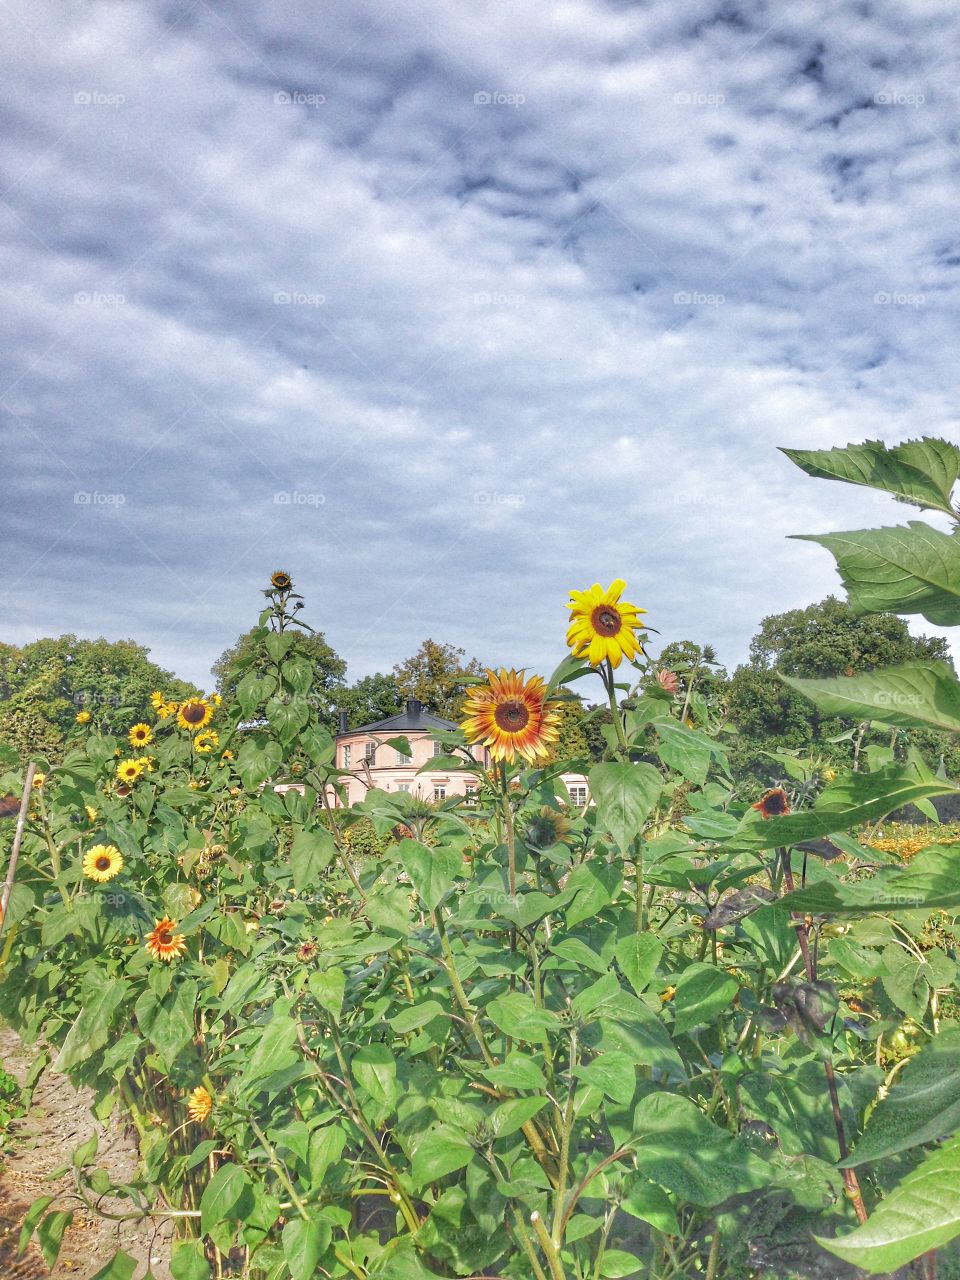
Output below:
[0,762,37,942]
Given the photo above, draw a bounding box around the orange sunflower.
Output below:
[566,579,647,668]
[145,916,188,962]
[753,788,790,819]
[460,669,560,765]
[177,699,212,732]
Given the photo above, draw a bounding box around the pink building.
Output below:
[331,698,589,807]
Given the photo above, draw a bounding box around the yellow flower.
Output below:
[82,843,123,883]
[186,1086,213,1123]
[270,570,292,590]
[194,731,220,754]
[136,755,156,773]
[177,699,212,732]
[210,693,222,707]
[460,669,561,765]
[150,692,165,710]
[128,723,153,748]
[84,804,98,822]
[75,710,91,725]
[822,768,837,782]
[31,772,46,789]
[156,700,177,720]
[145,916,187,962]
[116,758,144,784]
[566,579,647,668]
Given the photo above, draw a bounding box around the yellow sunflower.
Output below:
[116,758,144,784]
[75,709,91,725]
[186,1086,213,1123]
[128,723,153,748]
[136,755,156,773]
[145,916,187,962]
[194,730,220,754]
[177,699,212,732]
[460,669,561,765]
[82,843,123,883]
[270,570,292,590]
[210,693,222,707]
[31,772,46,789]
[84,804,98,822]
[150,691,165,710]
[566,579,647,668]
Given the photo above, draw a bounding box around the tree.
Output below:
[393,640,484,721]
[337,673,403,729]
[0,635,199,763]
[212,627,347,729]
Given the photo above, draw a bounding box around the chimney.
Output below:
[406,697,421,717]
[337,710,349,735]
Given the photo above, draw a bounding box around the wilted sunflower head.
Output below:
[753,788,790,819]
[460,669,561,765]
[116,759,144,784]
[84,804,98,822]
[82,843,124,883]
[177,699,212,732]
[150,691,165,710]
[524,806,571,850]
[128,723,153,748]
[270,570,292,591]
[566,580,647,668]
[297,941,319,963]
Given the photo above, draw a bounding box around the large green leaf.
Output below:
[614,934,663,996]
[134,979,198,1070]
[290,828,335,888]
[200,1163,251,1235]
[794,522,960,626]
[54,975,128,1073]
[399,838,461,911]
[782,437,960,516]
[236,739,284,788]
[410,1128,475,1187]
[652,719,723,786]
[671,963,739,1035]
[817,1132,960,1273]
[844,1029,960,1166]
[282,1219,331,1280]
[588,762,662,853]
[781,846,960,915]
[782,661,960,734]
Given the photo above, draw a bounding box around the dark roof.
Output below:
[339,698,458,737]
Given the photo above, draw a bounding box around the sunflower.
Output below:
[656,669,679,695]
[128,723,153,748]
[753,788,790,819]
[566,580,647,668]
[156,700,177,720]
[524,806,571,849]
[210,693,222,707]
[32,772,46,789]
[82,843,123,883]
[177,699,212,732]
[186,1086,213,1123]
[75,709,91,725]
[145,916,187,962]
[116,758,144,784]
[136,755,156,773]
[270,570,292,591]
[460,669,561,765]
[297,940,319,963]
[84,804,98,823]
[194,730,220,754]
[150,691,166,710]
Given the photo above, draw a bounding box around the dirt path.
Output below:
[0,1026,172,1280]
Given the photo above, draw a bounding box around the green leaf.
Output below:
[782,437,960,516]
[411,1129,474,1187]
[390,1000,446,1032]
[265,696,310,744]
[242,1009,299,1087]
[782,661,960,734]
[652,720,719,786]
[37,1211,73,1268]
[399,838,461,911]
[282,1219,331,1280]
[574,1052,637,1104]
[18,1195,55,1255]
[308,968,345,1019]
[621,1178,681,1236]
[200,1163,251,1235]
[588,762,662,853]
[844,1029,960,1166]
[236,672,277,716]
[351,1045,399,1107]
[485,992,560,1040]
[671,963,739,1035]
[782,846,960,915]
[54,975,127,1072]
[87,1251,138,1280]
[483,1053,547,1092]
[492,1096,548,1137]
[265,633,296,662]
[236,739,284,789]
[134,980,198,1070]
[564,861,624,928]
[794,522,960,626]
[615,934,663,995]
[817,1132,960,1273]
[290,828,335,889]
[598,1250,642,1277]
[171,1240,211,1280]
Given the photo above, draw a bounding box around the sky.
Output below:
[2,0,959,689]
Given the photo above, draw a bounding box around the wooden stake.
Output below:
[0,762,37,941]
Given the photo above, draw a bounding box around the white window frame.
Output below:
[567,784,588,806]
[342,744,351,768]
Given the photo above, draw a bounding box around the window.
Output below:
[433,786,446,801]
[432,740,445,756]
[396,747,412,765]
[567,784,588,806]
[342,744,351,768]
[397,783,411,793]
[464,786,478,806]
[364,742,377,763]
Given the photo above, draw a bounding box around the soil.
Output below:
[0,1025,172,1280]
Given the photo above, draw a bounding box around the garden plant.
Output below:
[1,439,960,1279]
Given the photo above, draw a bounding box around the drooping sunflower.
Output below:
[116,758,144,784]
[194,730,220,754]
[186,1086,213,1123]
[150,691,165,710]
[145,916,188,962]
[270,570,292,591]
[566,579,647,668]
[460,669,561,765]
[524,806,571,849]
[753,788,790,819]
[75,709,91,725]
[177,699,212,732]
[128,723,153,748]
[82,843,124,883]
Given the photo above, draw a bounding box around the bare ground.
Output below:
[0,1025,172,1280]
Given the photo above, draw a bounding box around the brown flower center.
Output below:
[158,930,172,945]
[182,703,206,724]
[495,699,530,733]
[95,856,111,871]
[591,605,622,636]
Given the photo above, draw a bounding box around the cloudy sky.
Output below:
[2,0,958,688]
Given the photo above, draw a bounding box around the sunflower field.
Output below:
[2,438,960,1280]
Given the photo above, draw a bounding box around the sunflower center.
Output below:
[591,605,622,637]
[158,930,172,945]
[95,856,111,871]
[182,703,205,724]
[495,699,530,733]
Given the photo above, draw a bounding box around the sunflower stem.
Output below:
[603,661,630,758]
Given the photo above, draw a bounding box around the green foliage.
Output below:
[392,638,484,719]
